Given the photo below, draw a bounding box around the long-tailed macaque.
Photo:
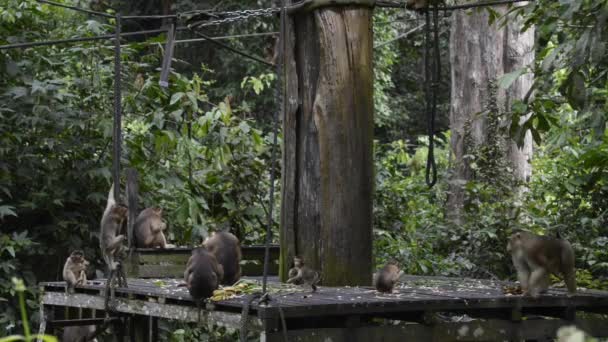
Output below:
[184,247,224,302]
[63,250,89,293]
[134,207,168,248]
[203,231,242,285]
[62,325,97,342]
[406,0,441,10]
[100,184,128,271]
[286,256,320,292]
[507,231,576,297]
[375,262,403,293]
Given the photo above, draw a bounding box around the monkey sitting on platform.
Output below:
[286,256,320,292]
[63,250,89,293]
[203,231,242,285]
[183,247,224,302]
[134,207,170,248]
[374,262,403,293]
[507,230,576,298]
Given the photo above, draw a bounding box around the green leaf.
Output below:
[498,68,527,89]
[0,205,17,219]
[6,246,15,258]
[170,92,184,105]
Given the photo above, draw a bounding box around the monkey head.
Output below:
[293,256,304,268]
[507,231,525,252]
[110,205,128,223]
[69,250,85,263]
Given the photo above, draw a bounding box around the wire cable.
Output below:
[187,29,274,67]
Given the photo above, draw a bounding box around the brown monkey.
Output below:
[62,250,89,293]
[287,260,300,284]
[507,231,576,297]
[134,207,168,248]
[406,0,441,10]
[184,247,224,303]
[374,262,403,293]
[203,231,242,285]
[286,256,320,292]
[62,325,97,342]
[100,183,128,271]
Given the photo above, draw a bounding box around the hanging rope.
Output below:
[423,6,439,188]
[112,13,122,206]
[261,0,286,299]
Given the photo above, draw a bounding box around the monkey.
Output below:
[62,250,89,293]
[133,207,169,248]
[287,260,301,285]
[100,183,128,271]
[406,0,441,11]
[286,256,320,292]
[374,262,403,293]
[203,231,242,285]
[62,325,97,342]
[183,247,224,318]
[507,230,576,298]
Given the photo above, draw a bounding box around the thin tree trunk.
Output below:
[280,5,374,286]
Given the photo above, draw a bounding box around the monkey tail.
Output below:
[105,183,116,211]
[126,168,139,249]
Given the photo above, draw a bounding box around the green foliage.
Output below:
[0,279,56,342]
[373,136,454,274]
[0,234,37,337]
[0,0,277,334]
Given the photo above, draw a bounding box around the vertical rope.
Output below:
[113,13,122,201]
[424,8,438,187]
[262,1,286,297]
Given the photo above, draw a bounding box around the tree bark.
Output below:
[447,4,534,223]
[504,7,534,182]
[280,5,374,286]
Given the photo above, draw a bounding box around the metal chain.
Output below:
[188,7,280,29]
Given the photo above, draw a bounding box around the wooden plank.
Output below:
[264,317,608,341]
[42,292,262,331]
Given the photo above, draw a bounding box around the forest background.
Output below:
[0,0,607,337]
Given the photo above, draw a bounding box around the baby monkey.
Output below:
[134,207,169,248]
[286,256,320,292]
[63,250,89,293]
[507,230,576,298]
[374,262,403,293]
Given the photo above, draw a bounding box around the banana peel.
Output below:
[210,281,260,302]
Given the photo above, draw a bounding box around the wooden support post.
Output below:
[280,0,374,286]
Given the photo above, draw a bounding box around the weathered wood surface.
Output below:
[124,245,280,278]
[42,289,262,330]
[41,275,608,324]
[264,316,608,342]
[280,0,374,287]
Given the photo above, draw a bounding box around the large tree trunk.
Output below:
[447,5,534,223]
[504,7,534,182]
[280,5,374,286]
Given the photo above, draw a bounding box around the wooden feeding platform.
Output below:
[123,244,280,278]
[40,274,608,341]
